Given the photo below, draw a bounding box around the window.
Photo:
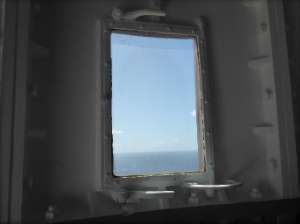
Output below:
[100,20,213,190]
[111,31,204,176]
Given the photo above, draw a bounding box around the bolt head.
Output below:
[195,18,202,24]
[205,189,215,198]
[112,7,124,18]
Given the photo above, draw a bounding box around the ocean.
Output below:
[113,150,199,176]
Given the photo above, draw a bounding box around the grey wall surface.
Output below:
[19,0,296,222]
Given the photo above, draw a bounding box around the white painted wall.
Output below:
[20,0,297,222]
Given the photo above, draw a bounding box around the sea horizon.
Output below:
[113,150,200,176]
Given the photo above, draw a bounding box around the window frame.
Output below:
[99,19,213,191]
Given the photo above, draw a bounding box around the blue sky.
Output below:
[111,32,198,153]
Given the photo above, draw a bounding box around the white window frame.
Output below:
[98,19,214,191]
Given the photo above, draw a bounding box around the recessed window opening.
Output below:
[111,30,205,177]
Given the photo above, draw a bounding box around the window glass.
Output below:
[111,31,202,176]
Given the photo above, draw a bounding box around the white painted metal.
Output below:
[1,0,296,222]
[99,19,214,192]
[111,7,166,21]
[182,180,243,189]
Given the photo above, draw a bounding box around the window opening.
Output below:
[110,30,205,177]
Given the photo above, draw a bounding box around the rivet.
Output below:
[167,27,171,31]
[204,100,209,104]
[105,172,111,177]
[206,131,211,136]
[192,30,195,34]
[114,179,119,185]
[140,25,144,29]
[202,69,206,74]
[105,28,110,33]
[104,134,110,139]
[110,22,114,26]
[105,61,110,66]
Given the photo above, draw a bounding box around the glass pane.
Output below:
[111,31,201,176]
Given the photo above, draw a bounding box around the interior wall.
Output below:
[20,0,296,222]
